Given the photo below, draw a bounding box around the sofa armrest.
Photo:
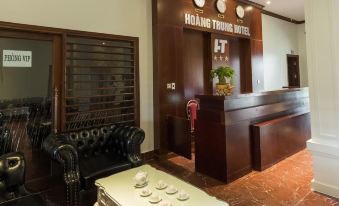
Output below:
[43,134,80,206]
[111,125,145,167]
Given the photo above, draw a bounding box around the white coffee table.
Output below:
[95,164,228,206]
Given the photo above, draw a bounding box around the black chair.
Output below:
[0,113,12,156]
[0,152,45,206]
[43,124,145,206]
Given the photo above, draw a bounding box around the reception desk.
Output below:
[195,88,310,183]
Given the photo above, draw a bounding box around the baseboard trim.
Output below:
[312,179,339,199]
[307,138,339,158]
[141,150,155,162]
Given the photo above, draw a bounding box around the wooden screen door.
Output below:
[287,55,301,87]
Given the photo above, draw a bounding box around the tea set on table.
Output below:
[134,171,190,205]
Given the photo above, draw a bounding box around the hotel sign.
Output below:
[2,50,32,67]
[184,13,251,37]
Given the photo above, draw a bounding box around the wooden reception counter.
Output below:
[195,88,310,183]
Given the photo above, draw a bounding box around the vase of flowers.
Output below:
[210,66,235,96]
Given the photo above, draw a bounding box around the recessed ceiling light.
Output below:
[266,1,271,4]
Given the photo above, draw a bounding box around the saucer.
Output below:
[177,194,190,201]
[165,187,178,195]
[155,182,168,190]
[140,188,152,197]
[149,195,162,203]
[134,180,149,188]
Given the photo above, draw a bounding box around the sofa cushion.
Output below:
[80,154,132,190]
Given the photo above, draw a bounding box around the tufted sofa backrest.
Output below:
[64,126,112,159]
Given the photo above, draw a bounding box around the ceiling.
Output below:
[250,0,305,21]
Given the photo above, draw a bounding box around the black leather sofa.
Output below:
[0,152,45,206]
[43,124,145,206]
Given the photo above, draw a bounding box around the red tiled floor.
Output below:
[149,150,339,206]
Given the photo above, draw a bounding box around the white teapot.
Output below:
[134,171,148,186]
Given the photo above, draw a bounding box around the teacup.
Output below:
[140,187,152,197]
[177,190,189,201]
[149,193,162,203]
[134,171,148,186]
[156,180,167,189]
[165,185,177,194]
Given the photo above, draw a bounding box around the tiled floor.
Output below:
[150,150,339,206]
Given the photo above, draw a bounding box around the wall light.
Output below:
[245,6,253,11]
[266,1,271,5]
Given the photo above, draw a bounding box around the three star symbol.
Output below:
[214,55,229,62]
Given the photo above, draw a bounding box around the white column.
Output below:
[305,0,339,198]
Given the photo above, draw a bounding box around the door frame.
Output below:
[286,54,301,88]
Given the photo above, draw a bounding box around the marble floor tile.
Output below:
[150,150,339,206]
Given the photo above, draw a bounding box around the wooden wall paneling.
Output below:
[203,33,213,95]
[249,7,263,41]
[229,38,241,94]
[152,0,161,150]
[249,8,264,92]
[152,0,264,152]
[174,27,185,118]
[52,35,63,133]
[182,29,205,113]
[239,38,253,93]
[156,25,183,150]
[251,39,264,92]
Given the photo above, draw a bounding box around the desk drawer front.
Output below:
[97,187,119,206]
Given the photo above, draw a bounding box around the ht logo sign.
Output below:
[214,39,228,53]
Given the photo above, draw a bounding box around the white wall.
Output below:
[262,14,308,91]
[306,0,339,199]
[0,0,154,153]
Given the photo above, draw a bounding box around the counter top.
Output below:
[196,87,308,100]
[196,87,309,112]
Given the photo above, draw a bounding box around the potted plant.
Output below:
[210,66,235,96]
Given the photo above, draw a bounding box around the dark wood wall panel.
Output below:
[155,25,183,149]
[239,39,253,93]
[153,0,265,152]
[183,29,205,98]
[251,39,264,92]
